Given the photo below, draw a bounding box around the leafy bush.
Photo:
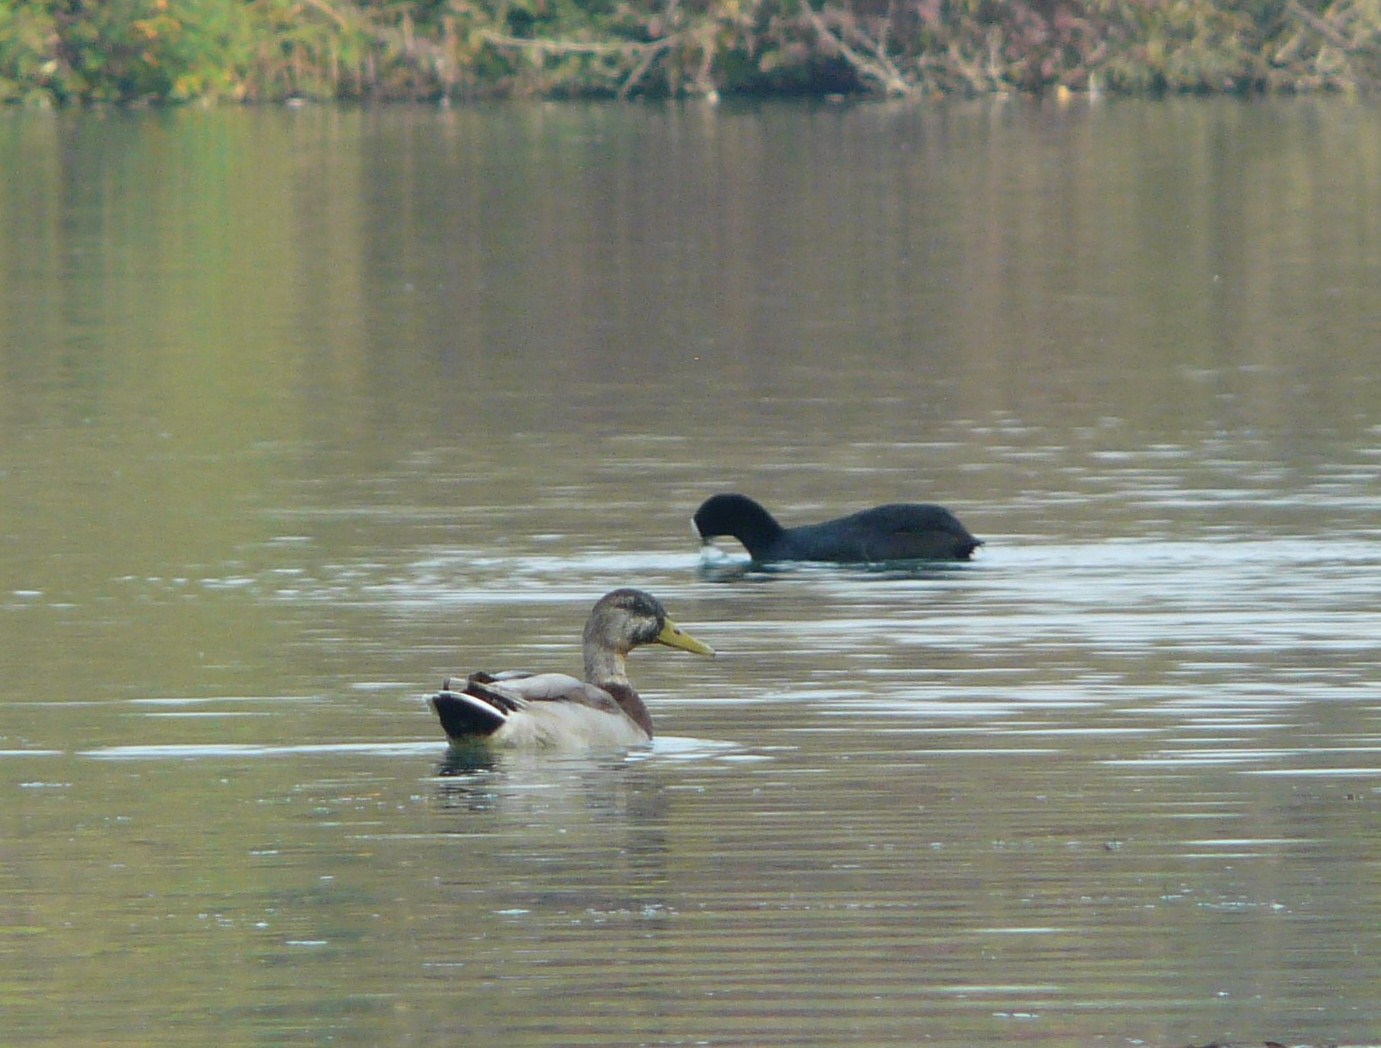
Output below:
[3,0,1380,104]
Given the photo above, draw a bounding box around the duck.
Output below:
[692,492,982,564]
[429,588,715,750]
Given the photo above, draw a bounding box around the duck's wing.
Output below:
[431,671,624,743]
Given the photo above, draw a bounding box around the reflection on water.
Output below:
[3,99,1381,1047]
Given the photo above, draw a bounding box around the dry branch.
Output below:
[478,30,633,57]
[618,35,680,99]
[800,4,912,95]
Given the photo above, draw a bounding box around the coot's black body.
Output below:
[692,493,981,564]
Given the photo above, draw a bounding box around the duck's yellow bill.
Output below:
[656,619,715,657]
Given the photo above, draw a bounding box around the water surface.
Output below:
[2,98,1380,1047]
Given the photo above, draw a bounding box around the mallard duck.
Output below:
[429,588,714,750]
[692,492,982,564]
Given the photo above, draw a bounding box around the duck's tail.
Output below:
[431,675,522,741]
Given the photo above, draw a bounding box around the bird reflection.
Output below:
[435,745,501,778]
[431,746,670,831]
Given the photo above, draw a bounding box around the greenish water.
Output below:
[2,98,1380,1047]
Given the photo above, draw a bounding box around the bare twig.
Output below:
[296,0,349,31]
[1282,0,1381,88]
[1286,0,1356,52]
[618,34,680,99]
[478,30,632,57]
[946,40,989,92]
[801,3,912,95]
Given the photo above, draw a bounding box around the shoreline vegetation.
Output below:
[2,1,1379,106]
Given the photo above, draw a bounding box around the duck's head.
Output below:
[583,588,716,660]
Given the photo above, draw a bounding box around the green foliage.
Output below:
[0,0,258,104]
[3,0,1381,104]
[0,2,58,104]
[1089,0,1263,92]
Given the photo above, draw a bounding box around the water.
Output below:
[2,97,1380,1047]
